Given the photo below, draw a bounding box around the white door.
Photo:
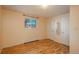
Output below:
[60,14,69,46]
[55,16,61,42]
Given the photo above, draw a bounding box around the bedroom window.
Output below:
[25,17,36,28]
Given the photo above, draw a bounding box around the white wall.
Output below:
[2,8,47,48]
[47,13,69,46]
[70,6,79,53]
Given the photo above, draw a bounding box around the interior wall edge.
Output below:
[2,38,48,49]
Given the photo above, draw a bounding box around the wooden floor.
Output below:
[1,39,69,54]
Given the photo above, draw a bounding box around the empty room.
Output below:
[0,5,79,54]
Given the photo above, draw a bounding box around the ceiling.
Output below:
[3,5,69,17]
